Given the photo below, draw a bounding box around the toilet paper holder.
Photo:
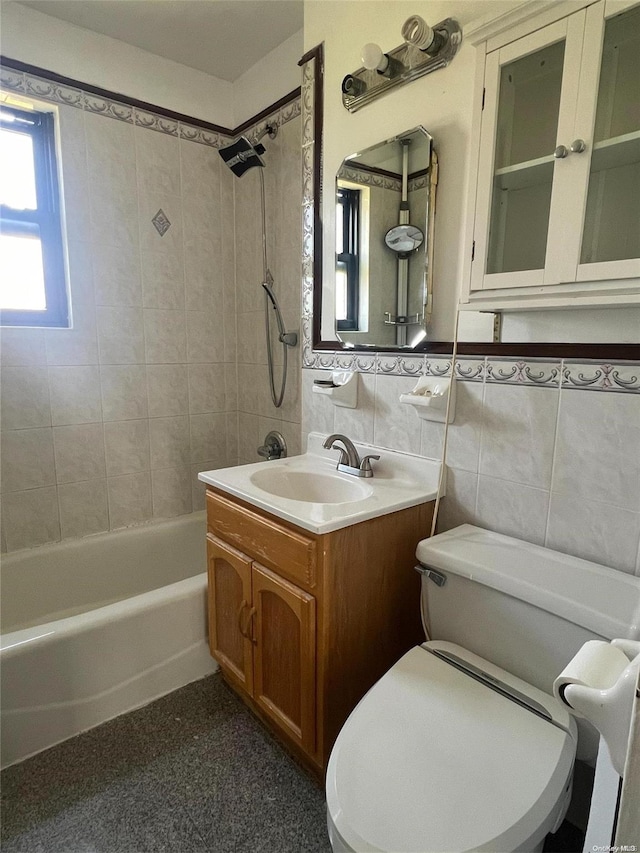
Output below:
[553,638,640,776]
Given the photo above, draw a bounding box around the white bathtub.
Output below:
[0,511,217,768]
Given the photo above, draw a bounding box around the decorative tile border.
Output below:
[0,65,300,149]
[337,166,401,193]
[302,351,640,391]
[562,362,640,393]
[485,359,561,387]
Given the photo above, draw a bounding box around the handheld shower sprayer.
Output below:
[262,276,298,347]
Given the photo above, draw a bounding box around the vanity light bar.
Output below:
[342,18,462,113]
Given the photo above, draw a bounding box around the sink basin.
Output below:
[199,432,441,534]
[249,469,372,504]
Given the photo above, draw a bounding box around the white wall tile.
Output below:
[146,364,189,417]
[53,423,106,484]
[186,310,225,363]
[2,486,61,550]
[141,248,185,310]
[151,466,192,518]
[373,374,422,455]
[0,328,46,366]
[100,365,148,422]
[437,467,479,533]
[238,412,260,463]
[107,472,152,529]
[1,429,56,493]
[58,479,109,539]
[188,364,226,414]
[420,420,445,461]
[445,381,484,473]
[189,412,227,464]
[104,419,150,476]
[45,326,99,367]
[552,389,640,512]
[49,366,102,425]
[476,474,550,546]
[143,309,187,364]
[149,415,190,470]
[1,366,51,429]
[136,126,181,198]
[97,306,145,364]
[546,494,640,574]
[332,372,376,444]
[92,242,142,307]
[479,384,559,489]
[301,370,335,442]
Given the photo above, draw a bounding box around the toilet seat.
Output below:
[326,642,577,853]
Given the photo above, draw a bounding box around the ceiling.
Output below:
[15,0,304,82]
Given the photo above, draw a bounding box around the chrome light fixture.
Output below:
[341,15,462,113]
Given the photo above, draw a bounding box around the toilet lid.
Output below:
[326,643,576,853]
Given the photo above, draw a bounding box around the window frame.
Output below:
[336,185,360,332]
[1,103,68,327]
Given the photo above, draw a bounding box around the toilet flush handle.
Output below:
[414,564,447,586]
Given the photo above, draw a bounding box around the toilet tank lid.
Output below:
[416,525,640,641]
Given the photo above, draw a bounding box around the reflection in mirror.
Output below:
[335,127,435,348]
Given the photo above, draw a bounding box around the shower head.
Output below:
[219,135,264,177]
[218,124,277,178]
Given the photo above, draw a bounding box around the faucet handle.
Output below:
[359,454,380,475]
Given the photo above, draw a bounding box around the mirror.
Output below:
[335,126,435,348]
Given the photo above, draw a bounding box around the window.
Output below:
[1,103,68,327]
[335,186,360,332]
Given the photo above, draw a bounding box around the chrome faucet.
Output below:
[323,434,380,478]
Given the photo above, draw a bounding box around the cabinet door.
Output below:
[206,535,254,695]
[251,563,316,753]
[576,0,640,283]
[472,12,586,291]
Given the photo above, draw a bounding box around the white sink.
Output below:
[250,468,373,504]
[199,432,442,534]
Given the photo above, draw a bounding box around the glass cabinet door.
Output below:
[486,40,565,275]
[580,4,640,268]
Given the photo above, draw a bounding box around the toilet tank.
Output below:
[416,525,640,698]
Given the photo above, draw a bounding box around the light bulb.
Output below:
[361,43,389,73]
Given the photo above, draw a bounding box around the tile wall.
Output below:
[0,72,302,552]
[302,356,640,575]
[298,50,639,579]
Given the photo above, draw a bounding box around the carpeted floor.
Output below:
[0,671,585,853]
[1,673,331,853]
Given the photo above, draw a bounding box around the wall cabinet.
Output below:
[462,0,640,311]
[205,488,434,773]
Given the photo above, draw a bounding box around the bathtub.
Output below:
[0,511,217,769]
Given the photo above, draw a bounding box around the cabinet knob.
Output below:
[570,138,586,153]
[554,145,569,159]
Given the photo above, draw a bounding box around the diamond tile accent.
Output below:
[151,209,171,237]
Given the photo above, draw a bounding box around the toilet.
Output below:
[326,524,640,853]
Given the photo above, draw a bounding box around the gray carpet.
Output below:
[1,673,331,853]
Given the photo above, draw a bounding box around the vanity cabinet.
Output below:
[207,534,316,754]
[462,0,640,311]
[205,487,434,774]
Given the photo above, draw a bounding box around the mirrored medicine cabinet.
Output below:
[334,127,436,349]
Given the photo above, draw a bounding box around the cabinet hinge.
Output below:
[481,88,485,110]
[472,240,475,261]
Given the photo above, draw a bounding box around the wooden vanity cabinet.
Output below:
[205,487,434,774]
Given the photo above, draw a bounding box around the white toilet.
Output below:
[326,524,640,853]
